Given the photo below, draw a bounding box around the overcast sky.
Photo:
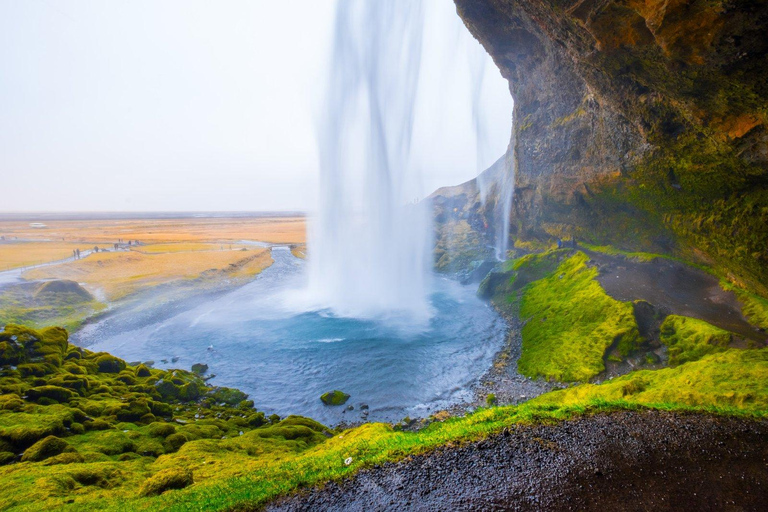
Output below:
[0,0,512,212]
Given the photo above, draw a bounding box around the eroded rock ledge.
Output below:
[453,0,768,292]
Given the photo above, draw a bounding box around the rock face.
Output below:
[454,0,768,291]
[431,156,507,273]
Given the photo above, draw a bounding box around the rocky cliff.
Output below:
[454,0,768,292]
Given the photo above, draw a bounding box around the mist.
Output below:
[0,0,511,212]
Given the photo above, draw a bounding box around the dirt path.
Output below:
[266,410,768,511]
[587,251,765,342]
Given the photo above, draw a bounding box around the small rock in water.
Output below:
[360,404,369,410]
[171,357,179,363]
[320,390,350,406]
[346,405,354,411]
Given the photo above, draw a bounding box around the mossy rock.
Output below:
[17,363,55,378]
[155,380,180,400]
[96,354,126,374]
[0,451,16,465]
[21,435,72,462]
[164,432,189,452]
[208,387,247,406]
[139,467,193,497]
[148,422,176,438]
[320,390,350,406]
[191,363,208,375]
[136,364,152,377]
[247,412,267,428]
[149,401,172,418]
[111,400,152,422]
[26,385,76,403]
[0,395,24,411]
[84,419,113,431]
[42,451,85,465]
[90,431,136,456]
[179,381,202,401]
[278,415,327,432]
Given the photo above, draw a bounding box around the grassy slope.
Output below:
[660,315,732,366]
[2,247,768,510]
[517,252,639,382]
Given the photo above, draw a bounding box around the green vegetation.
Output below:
[725,285,768,330]
[660,315,732,366]
[0,281,105,332]
[534,349,768,413]
[517,252,640,382]
[0,315,766,510]
[320,390,350,406]
[0,324,335,510]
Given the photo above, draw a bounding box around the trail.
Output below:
[268,410,768,511]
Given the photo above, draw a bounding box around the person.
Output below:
[76,248,80,259]
[73,249,77,259]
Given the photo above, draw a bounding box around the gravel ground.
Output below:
[266,410,768,511]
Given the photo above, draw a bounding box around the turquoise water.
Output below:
[80,247,506,425]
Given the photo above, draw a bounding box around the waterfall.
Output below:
[307,0,432,321]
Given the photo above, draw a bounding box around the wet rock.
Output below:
[320,390,350,406]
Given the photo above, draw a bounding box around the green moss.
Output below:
[660,315,732,365]
[486,393,497,405]
[21,435,72,462]
[0,451,15,465]
[26,385,77,403]
[190,363,208,375]
[139,467,194,497]
[724,285,768,330]
[96,354,126,374]
[320,390,350,406]
[208,387,247,406]
[148,422,176,438]
[517,252,640,382]
[534,349,768,412]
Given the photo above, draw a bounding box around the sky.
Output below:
[0,0,512,212]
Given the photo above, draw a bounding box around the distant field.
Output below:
[0,241,85,271]
[0,215,306,245]
[24,247,273,301]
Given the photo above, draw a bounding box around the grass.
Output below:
[660,315,732,365]
[533,349,768,413]
[0,282,105,332]
[0,217,306,246]
[517,252,640,382]
[23,249,273,301]
[1,318,767,511]
[134,243,248,254]
[721,284,768,330]
[580,242,667,263]
[0,242,86,271]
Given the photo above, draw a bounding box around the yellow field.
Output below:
[132,242,253,254]
[0,242,85,271]
[0,216,305,245]
[24,248,273,301]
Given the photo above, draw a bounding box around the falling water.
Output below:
[308,0,432,322]
[470,56,516,260]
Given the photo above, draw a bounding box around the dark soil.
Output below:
[266,410,768,511]
[587,251,765,343]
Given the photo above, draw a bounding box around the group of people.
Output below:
[556,238,578,249]
[70,239,142,260]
